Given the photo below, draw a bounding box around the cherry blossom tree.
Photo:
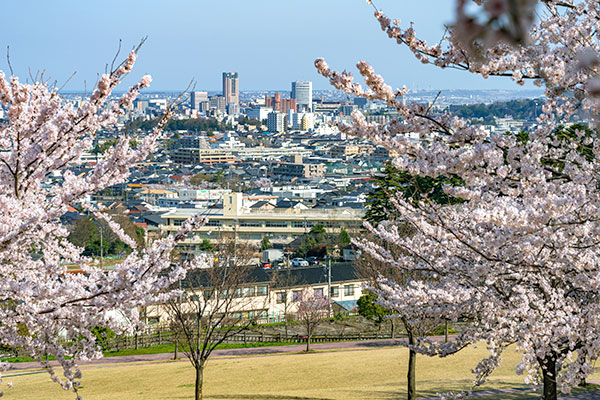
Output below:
[0,47,204,398]
[317,1,600,399]
[296,287,329,352]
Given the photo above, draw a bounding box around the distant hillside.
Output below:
[448,99,544,122]
[126,117,228,133]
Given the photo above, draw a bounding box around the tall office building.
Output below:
[222,72,239,105]
[190,91,208,111]
[291,81,312,111]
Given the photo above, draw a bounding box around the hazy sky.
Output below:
[0,1,528,92]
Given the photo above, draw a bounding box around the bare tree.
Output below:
[165,239,265,400]
[270,267,299,339]
[295,287,329,352]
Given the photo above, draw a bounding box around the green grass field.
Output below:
[3,345,600,399]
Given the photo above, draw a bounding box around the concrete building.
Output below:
[226,103,240,116]
[330,144,359,159]
[247,107,273,122]
[292,112,315,131]
[267,112,286,133]
[209,95,226,113]
[171,148,237,165]
[223,72,239,106]
[274,156,325,179]
[291,81,312,111]
[160,193,364,244]
[190,91,208,111]
[229,147,312,160]
[339,104,358,116]
[365,115,388,124]
[265,93,297,114]
[353,97,369,108]
[176,188,232,201]
[274,162,325,179]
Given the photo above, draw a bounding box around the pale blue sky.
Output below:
[0,1,523,92]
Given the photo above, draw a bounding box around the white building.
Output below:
[160,192,364,244]
[267,112,286,133]
[177,188,231,201]
[291,81,312,112]
[190,91,208,111]
[247,107,273,122]
[292,112,315,131]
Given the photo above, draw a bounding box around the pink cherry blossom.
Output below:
[0,50,207,398]
[317,0,600,397]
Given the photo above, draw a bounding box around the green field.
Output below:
[3,345,600,399]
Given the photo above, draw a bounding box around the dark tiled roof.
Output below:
[181,262,359,289]
[267,263,358,288]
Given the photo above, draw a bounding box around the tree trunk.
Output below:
[174,336,178,360]
[407,329,416,400]
[444,321,448,343]
[195,361,205,400]
[306,334,311,352]
[390,319,395,339]
[539,354,557,400]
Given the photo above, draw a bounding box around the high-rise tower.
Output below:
[291,81,312,111]
[222,72,239,105]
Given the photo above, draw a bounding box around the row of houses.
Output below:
[145,262,366,326]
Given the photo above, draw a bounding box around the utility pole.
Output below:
[327,256,332,317]
[99,224,104,269]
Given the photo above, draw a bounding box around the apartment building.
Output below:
[171,148,237,165]
[330,144,359,159]
[274,161,325,179]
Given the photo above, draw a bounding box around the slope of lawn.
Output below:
[3,344,599,399]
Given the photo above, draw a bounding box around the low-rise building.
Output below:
[274,156,325,179]
[144,263,365,325]
[171,148,237,165]
[330,144,359,159]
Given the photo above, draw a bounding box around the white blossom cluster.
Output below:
[318,0,600,395]
[0,51,206,397]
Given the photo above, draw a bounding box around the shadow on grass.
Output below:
[364,380,539,400]
[354,339,407,348]
[205,396,332,400]
[413,382,600,400]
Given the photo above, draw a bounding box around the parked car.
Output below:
[306,256,319,265]
[292,258,309,267]
[260,262,272,269]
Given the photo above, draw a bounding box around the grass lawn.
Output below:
[1,341,299,363]
[102,341,299,357]
[3,345,600,399]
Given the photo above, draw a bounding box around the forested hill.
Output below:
[448,98,544,122]
[126,117,228,133]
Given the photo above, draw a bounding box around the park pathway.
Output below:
[6,338,410,372]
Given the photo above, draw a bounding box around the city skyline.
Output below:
[0,0,539,92]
